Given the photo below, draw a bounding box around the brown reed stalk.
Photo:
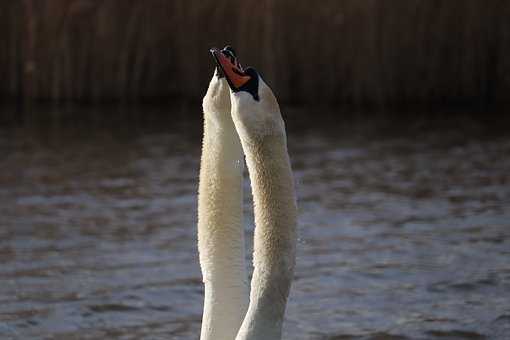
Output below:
[0,0,508,108]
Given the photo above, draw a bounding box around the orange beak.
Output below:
[210,48,251,90]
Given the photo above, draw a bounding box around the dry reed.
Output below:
[0,0,509,107]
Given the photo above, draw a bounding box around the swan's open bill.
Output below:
[210,46,260,101]
[210,46,239,79]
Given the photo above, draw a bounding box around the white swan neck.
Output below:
[198,95,248,340]
[235,134,298,340]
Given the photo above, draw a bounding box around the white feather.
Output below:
[198,71,297,340]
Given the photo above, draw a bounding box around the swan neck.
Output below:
[236,134,297,340]
[198,112,248,340]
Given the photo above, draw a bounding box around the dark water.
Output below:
[1,110,509,339]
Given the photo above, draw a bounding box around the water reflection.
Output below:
[0,110,509,339]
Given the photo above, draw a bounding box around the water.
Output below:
[1,110,509,339]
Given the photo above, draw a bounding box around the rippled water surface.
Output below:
[1,111,509,339]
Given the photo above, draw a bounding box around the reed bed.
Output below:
[0,0,509,107]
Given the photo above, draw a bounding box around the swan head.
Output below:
[210,46,285,140]
[210,47,260,101]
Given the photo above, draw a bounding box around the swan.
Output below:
[198,46,297,340]
[198,60,249,339]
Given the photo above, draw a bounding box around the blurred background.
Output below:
[1,1,509,339]
[1,0,510,108]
